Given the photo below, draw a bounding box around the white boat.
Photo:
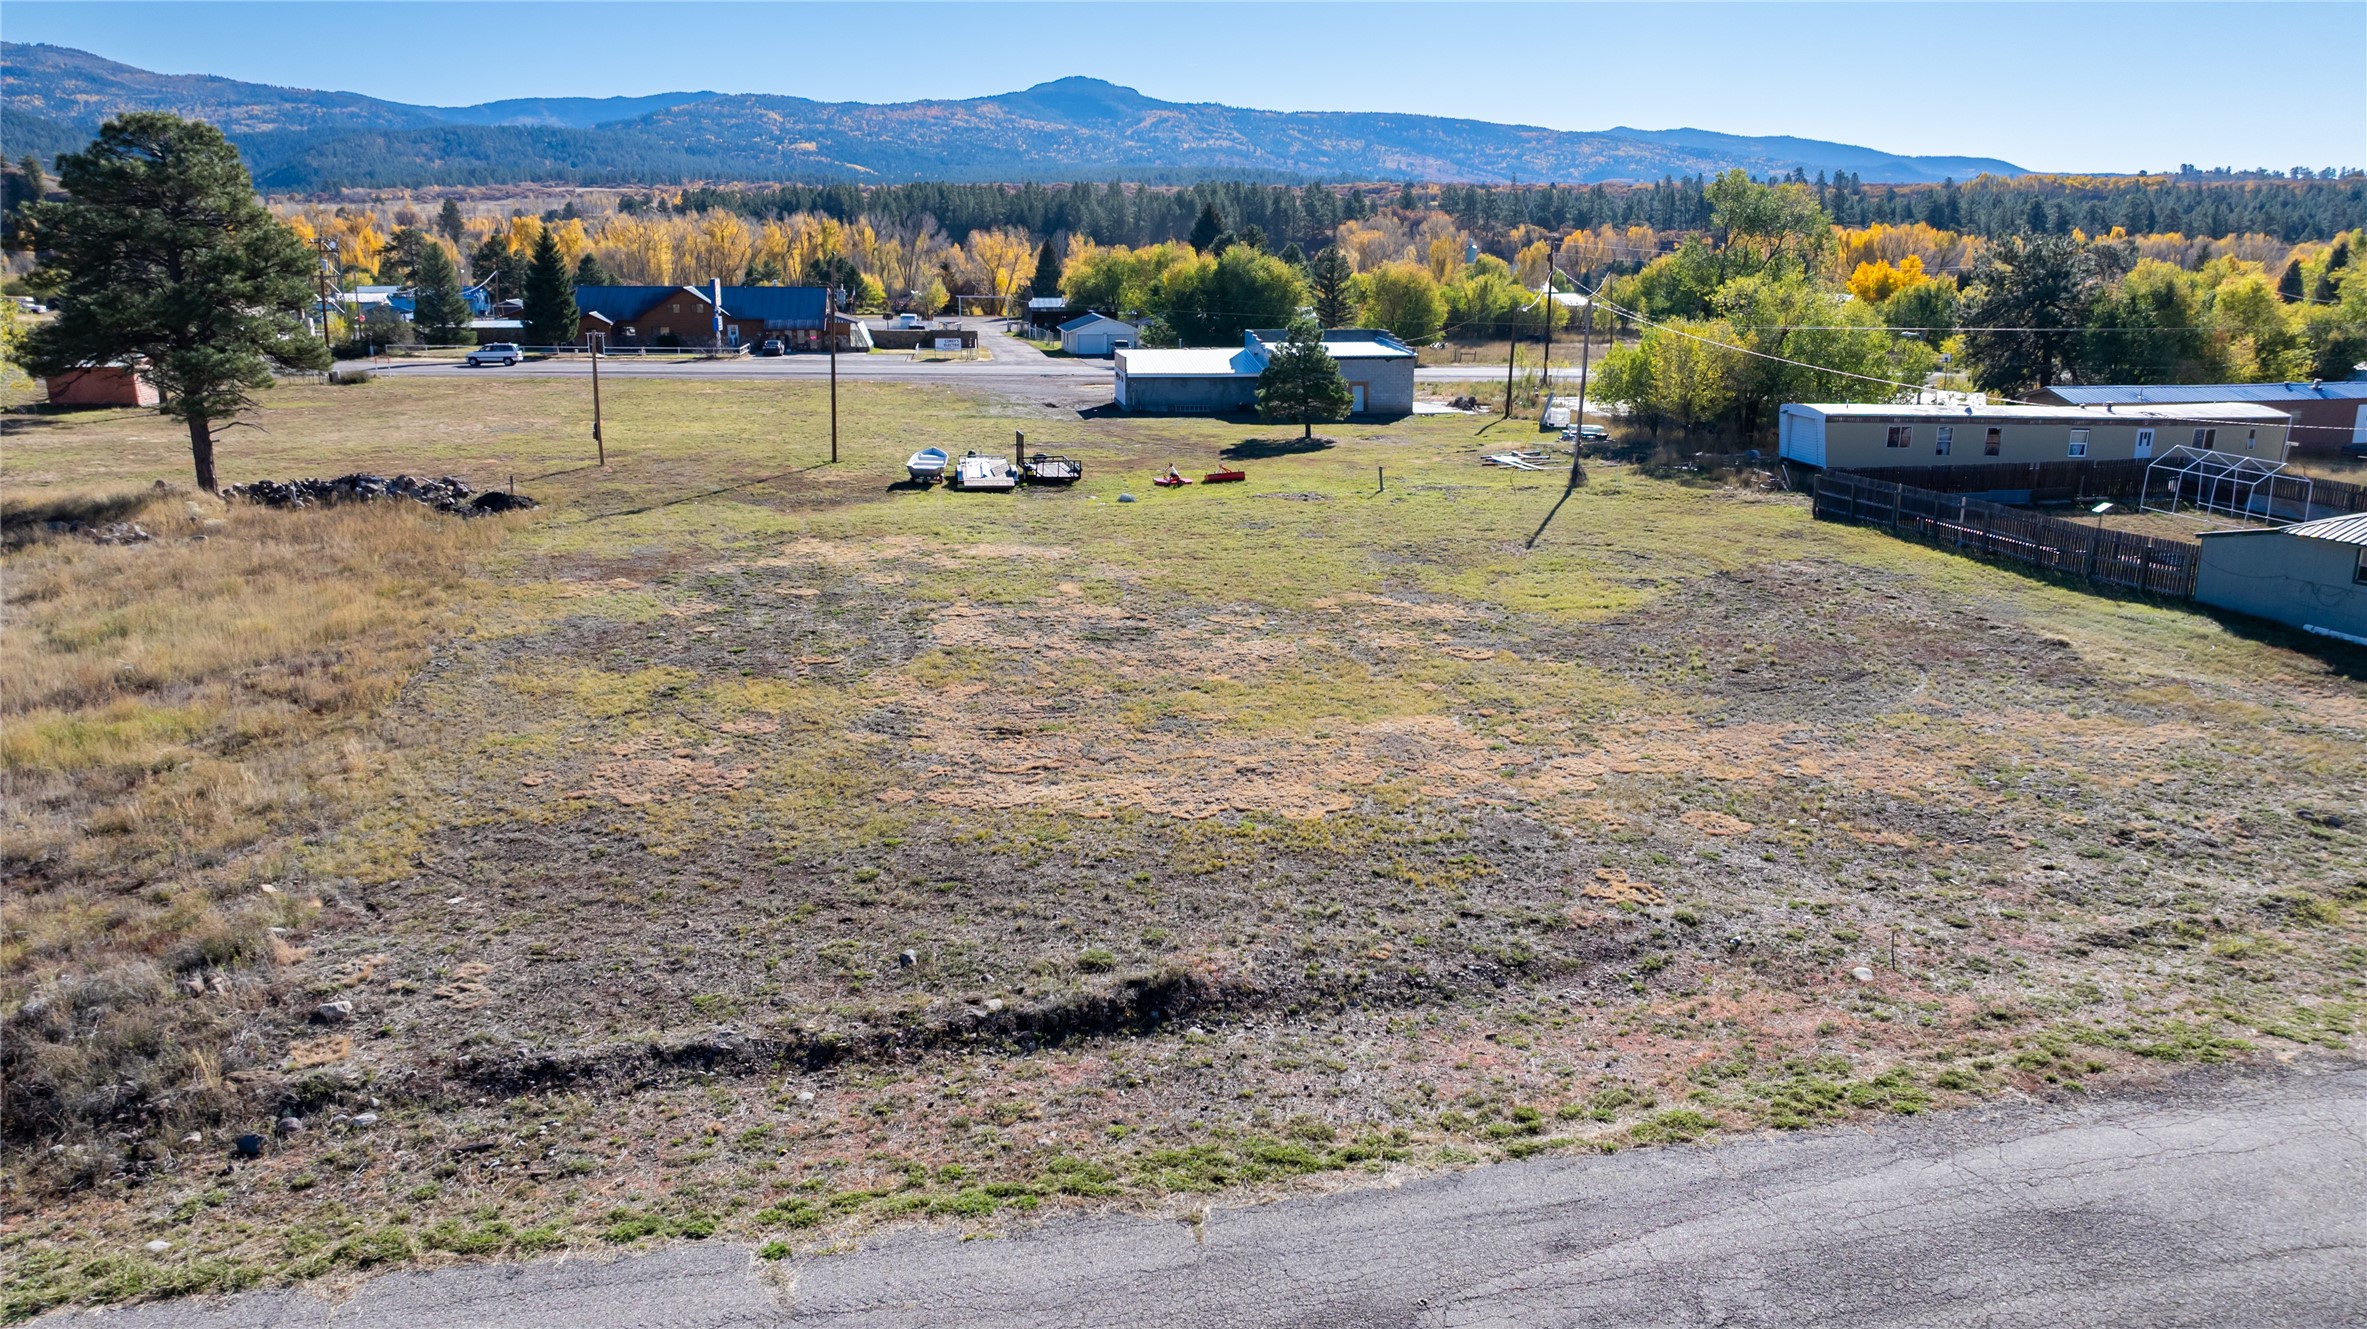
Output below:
[950,450,1016,492]
[906,447,949,482]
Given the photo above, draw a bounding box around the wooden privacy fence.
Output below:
[1839,459,2367,516]
[1813,472,2202,597]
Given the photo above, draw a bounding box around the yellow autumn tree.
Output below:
[1845,254,1930,306]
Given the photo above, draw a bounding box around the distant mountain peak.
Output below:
[998,76,1160,120]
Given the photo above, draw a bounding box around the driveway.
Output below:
[46,1062,2366,1328]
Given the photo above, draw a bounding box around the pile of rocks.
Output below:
[223,473,538,517]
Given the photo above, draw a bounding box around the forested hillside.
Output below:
[5,44,2025,188]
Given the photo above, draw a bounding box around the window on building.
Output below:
[2245,428,2257,451]
[1935,426,1953,456]
[1984,427,2002,456]
[2357,548,2367,586]
[657,326,670,337]
[2067,428,2089,458]
[1886,425,1913,448]
[670,303,681,314]
[2193,427,2217,449]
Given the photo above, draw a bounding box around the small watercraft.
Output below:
[906,447,949,482]
[950,450,1017,492]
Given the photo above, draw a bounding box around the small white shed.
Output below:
[1059,312,1138,358]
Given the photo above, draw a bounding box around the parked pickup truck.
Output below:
[466,342,521,367]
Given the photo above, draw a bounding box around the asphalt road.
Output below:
[49,1063,2366,1328]
[364,320,1579,392]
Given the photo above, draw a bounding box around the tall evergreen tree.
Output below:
[21,113,328,492]
[410,240,475,346]
[1256,317,1353,440]
[436,197,466,247]
[1959,236,2097,395]
[1308,245,1355,328]
[2276,258,2306,303]
[1028,240,1062,299]
[574,252,617,288]
[469,231,526,302]
[521,227,577,347]
[1188,203,1224,254]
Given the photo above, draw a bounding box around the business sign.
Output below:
[934,337,964,351]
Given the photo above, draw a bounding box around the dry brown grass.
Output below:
[1,488,504,1156]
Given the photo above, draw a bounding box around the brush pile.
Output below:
[222,474,537,516]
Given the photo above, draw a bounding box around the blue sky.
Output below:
[6,2,2362,174]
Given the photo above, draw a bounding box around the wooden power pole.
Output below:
[590,330,605,467]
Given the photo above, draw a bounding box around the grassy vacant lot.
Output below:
[4,376,2363,1316]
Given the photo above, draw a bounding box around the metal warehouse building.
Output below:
[1779,401,2292,471]
[2194,512,2367,644]
[1114,329,1415,416]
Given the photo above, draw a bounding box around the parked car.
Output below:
[894,312,925,330]
[466,342,521,367]
[1575,424,1609,442]
[2343,440,2367,461]
[758,339,784,357]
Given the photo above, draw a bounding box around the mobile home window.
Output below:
[2067,428,2089,458]
[2245,428,2257,451]
[1935,426,1953,456]
[1886,425,1913,449]
[2193,427,2217,449]
[2357,548,2367,586]
[1984,428,2002,456]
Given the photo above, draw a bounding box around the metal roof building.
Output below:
[1113,330,1415,416]
[2036,381,2367,457]
[2194,511,2367,644]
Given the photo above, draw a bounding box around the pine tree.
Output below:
[521,228,577,347]
[436,198,466,247]
[1028,240,1062,299]
[21,113,327,492]
[574,252,616,288]
[1188,203,1223,254]
[2277,258,2306,303]
[1256,318,1353,441]
[1308,246,1354,328]
[410,241,475,346]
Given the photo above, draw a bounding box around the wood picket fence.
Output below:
[1813,471,2202,598]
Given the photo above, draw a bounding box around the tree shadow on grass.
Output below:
[1221,436,1337,461]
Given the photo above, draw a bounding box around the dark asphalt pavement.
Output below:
[47,1064,2365,1328]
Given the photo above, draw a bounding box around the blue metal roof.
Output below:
[718,286,828,327]
[2046,382,2367,406]
[571,285,831,330]
[572,285,688,325]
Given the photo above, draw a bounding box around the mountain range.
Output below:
[1,42,2027,191]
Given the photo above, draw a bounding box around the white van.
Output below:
[467,342,521,367]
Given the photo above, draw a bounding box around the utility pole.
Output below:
[314,237,339,357]
[590,330,606,467]
[828,285,843,464]
[1500,310,1520,420]
[1566,273,1596,491]
[1536,275,1556,428]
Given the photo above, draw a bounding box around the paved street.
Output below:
[366,319,1582,397]
[48,1063,2366,1328]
